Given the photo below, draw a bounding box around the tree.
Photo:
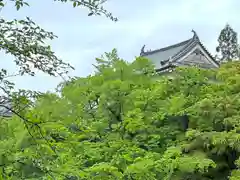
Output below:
[1,49,240,179]
[216,24,239,62]
[0,0,116,115]
[1,0,117,21]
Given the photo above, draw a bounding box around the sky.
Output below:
[1,0,240,92]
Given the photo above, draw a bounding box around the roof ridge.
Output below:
[142,38,193,56]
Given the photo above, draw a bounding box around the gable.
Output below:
[174,44,219,68]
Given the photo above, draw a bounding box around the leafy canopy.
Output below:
[1,49,240,179]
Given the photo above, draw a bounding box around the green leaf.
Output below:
[73,1,77,7]
[88,12,94,16]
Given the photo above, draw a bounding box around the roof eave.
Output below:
[140,38,193,57]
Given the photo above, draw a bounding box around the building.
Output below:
[0,98,12,117]
[140,30,219,73]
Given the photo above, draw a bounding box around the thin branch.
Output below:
[3,73,21,79]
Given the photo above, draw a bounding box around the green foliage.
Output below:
[0,0,116,117]
[216,24,239,62]
[1,49,240,179]
[0,17,74,77]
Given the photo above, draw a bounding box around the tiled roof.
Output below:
[140,38,192,56]
[140,30,219,71]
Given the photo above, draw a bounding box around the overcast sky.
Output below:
[1,0,240,92]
